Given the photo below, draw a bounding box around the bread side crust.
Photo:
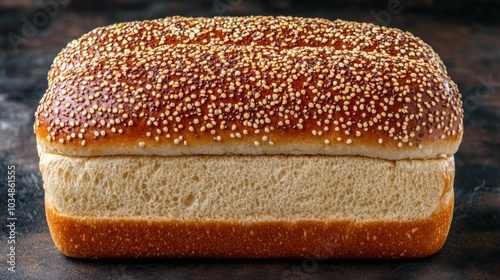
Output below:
[45,192,453,259]
[35,133,461,160]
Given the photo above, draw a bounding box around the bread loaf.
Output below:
[35,16,463,258]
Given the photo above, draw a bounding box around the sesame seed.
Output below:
[36,16,461,160]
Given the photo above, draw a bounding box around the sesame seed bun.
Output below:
[35,16,463,258]
[34,17,463,159]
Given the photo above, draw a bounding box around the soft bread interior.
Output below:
[40,153,454,221]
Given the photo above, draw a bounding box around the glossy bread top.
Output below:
[35,16,463,159]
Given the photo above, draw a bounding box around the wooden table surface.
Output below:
[0,1,499,279]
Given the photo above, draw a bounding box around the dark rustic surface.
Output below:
[0,0,499,279]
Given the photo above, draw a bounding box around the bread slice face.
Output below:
[41,153,454,258]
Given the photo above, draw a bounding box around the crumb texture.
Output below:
[41,153,454,221]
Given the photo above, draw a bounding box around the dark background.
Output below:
[0,0,499,279]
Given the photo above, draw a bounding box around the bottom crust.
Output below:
[45,198,453,259]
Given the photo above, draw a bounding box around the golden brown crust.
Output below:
[35,42,463,159]
[45,190,453,258]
